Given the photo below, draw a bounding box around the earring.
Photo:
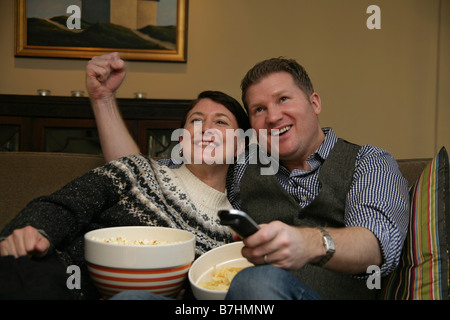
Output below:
[179,149,183,157]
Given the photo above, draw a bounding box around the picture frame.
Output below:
[15,0,188,62]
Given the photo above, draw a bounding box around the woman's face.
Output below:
[180,98,242,165]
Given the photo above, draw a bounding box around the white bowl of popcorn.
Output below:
[188,241,253,300]
[84,226,195,299]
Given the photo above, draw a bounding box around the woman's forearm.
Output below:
[91,96,140,162]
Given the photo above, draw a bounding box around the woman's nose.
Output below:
[201,121,215,134]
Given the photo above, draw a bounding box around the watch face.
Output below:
[314,228,335,266]
[324,235,335,253]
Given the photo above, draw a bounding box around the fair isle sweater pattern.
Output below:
[91,155,234,257]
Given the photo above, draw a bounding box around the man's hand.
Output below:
[241,221,324,270]
[0,226,50,258]
[241,221,382,275]
[86,52,126,101]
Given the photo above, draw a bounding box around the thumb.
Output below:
[110,56,125,72]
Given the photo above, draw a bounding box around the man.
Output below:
[225,58,410,299]
[85,53,410,299]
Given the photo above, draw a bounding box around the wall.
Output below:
[0,0,448,159]
[437,0,450,155]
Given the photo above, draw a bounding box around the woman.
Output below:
[0,54,250,300]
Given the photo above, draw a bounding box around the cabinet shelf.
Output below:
[0,94,190,157]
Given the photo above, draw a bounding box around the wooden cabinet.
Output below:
[0,94,190,157]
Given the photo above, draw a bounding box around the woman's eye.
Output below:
[280,96,288,102]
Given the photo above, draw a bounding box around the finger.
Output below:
[11,229,29,257]
[1,237,21,257]
[33,237,50,258]
[109,55,125,71]
[0,240,16,257]
[89,55,112,70]
[243,245,276,265]
[90,52,123,71]
[22,226,40,252]
[90,52,117,64]
[88,56,118,80]
[22,227,50,258]
[242,224,273,248]
[87,64,110,83]
[263,253,270,265]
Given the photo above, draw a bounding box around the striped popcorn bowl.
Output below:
[84,226,195,299]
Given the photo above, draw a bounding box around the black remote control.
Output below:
[218,209,260,238]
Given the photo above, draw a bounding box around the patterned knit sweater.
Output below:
[0,155,234,299]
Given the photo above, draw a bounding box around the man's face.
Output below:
[245,72,323,170]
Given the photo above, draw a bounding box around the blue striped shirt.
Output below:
[160,127,410,276]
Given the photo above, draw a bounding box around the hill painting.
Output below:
[27,16,176,50]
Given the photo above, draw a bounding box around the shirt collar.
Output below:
[316,127,337,161]
[277,127,337,176]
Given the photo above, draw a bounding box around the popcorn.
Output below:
[199,266,244,291]
[91,236,168,245]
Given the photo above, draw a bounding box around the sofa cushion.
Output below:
[0,152,104,231]
[397,158,432,187]
[381,147,449,299]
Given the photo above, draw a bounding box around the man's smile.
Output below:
[270,125,292,136]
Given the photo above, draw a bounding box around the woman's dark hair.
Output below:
[180,90,251,132]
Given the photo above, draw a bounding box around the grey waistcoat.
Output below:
[240,139,378,300]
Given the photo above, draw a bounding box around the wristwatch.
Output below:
[314,227,335,267]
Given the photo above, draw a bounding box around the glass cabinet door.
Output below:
[44,127,102,154]
[147,129,178,158]
[0,125,20,151]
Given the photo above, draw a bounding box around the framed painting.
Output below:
[15,0,188,62]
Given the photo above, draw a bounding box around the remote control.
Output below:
[218,209,260,238]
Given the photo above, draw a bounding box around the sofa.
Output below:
[0,151,431,231]
[0,150,448,300]
[0,152,105,230]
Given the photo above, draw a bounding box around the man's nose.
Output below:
[266,105,282,123]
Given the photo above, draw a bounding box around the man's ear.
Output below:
[309,92,322,115]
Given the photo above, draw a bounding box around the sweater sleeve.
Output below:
[0,161,130,249]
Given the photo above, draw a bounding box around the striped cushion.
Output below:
[380,147,449,299]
